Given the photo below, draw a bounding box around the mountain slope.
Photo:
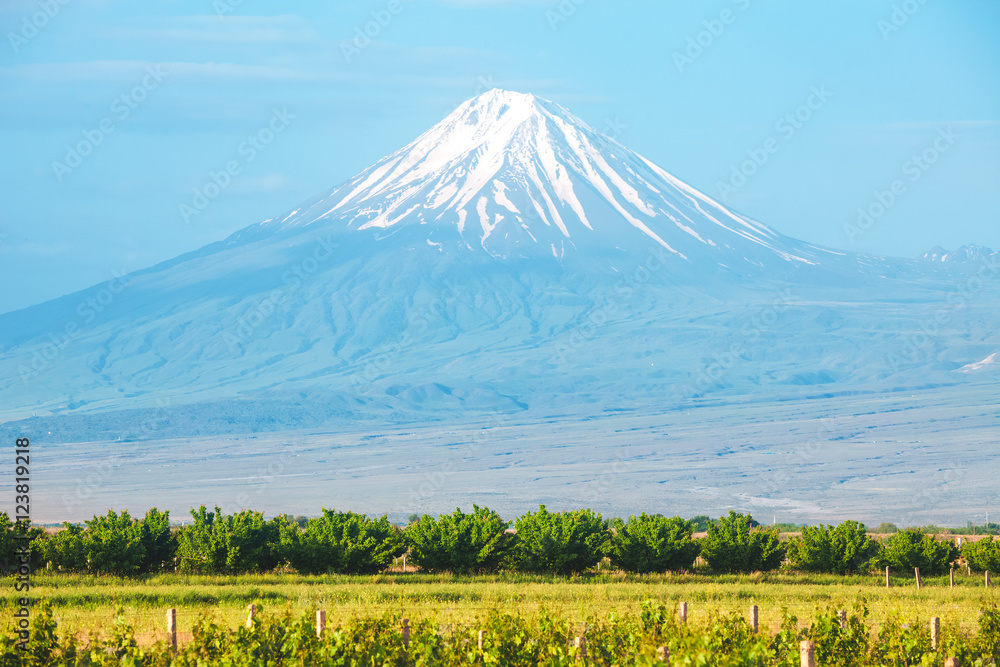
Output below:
[254,90,818,267]
[1,90,997,439]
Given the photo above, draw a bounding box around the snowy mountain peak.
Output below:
[260,90,824,270]
[921,244,997,263]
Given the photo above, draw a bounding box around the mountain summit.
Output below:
[251,89,823,271]
[1,90,996,439]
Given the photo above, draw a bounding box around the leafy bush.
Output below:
[511,505,608,575]
[1,598,997,664]
[279,509,405,574]
[963,536,1000,573]
[137,507,175,572]
[0,511,45,572]
[405,505,512,573]
[607,513,699,573]
[35,523,88,572]
[979,604,1000,662]
[881,528,957,576]
[688,515,713,532]
[805,605,871,666]
[699,511,784,573]
[32,509,172,575]
[790,521,881,574]
[176,505,281,574]
[81,509,146,575]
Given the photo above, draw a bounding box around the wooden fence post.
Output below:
[245,604,256,629]
[930,617,940,650]
[886,566,891,588]
[316,610,326,638]
[799,640,815,667]
[987,571,993,588]
[750,605,759,634]
[574,636,587,660]
[166,608,177,650]
[915,567,922,589]
[656,646,670,661]
[838,610,847,629]
[477,629,486,651]
[950,567,955,589]
[402,618,410,649]
[678,601,688,624]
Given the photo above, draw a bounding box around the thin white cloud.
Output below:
[878,120,999,131]
[11,242,73,257]
[0,60,343,83]
[435,0,552,5]
[101,14,317,45]
[230,173,288,194]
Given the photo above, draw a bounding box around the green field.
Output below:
[6,570,997,647]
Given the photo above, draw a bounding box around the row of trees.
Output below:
[7,507,1000,577]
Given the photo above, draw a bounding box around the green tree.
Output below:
[176,505,280,574]
[405,505,512,573]
[963,536,1000,573]
[688,515,713,532]
[511,506,609,575]
[882,527,957,576]
[790,521,881,574]
[83,510,146,575]
[699,511,785,573]
[138,507,176,573]
[607,514,700,573]
[279,509,405,574]
[874,522,899,534]
[0,512,45,572]
[35,523,88,572]
[0,512,16,570]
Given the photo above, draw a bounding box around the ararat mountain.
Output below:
[1,90,997,444]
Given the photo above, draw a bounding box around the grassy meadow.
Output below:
[4,569,997,647]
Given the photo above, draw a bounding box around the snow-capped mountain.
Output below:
[247,89,825,272]
[1,90,997,442]
[921,244,998,264]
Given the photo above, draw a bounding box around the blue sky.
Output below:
[1,0,998,314]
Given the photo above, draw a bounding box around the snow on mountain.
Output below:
[1,90,998,441]
[921,244,998,264]
[236,89,839,273]
[957,352,998,373]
